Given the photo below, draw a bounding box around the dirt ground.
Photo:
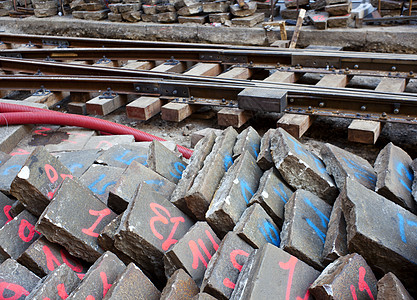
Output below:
[96,104,417,165]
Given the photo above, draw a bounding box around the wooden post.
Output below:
[289,9,306,49]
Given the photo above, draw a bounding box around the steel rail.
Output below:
[1,75,417,124]
[2,46,417,72]
[1,58,416,103]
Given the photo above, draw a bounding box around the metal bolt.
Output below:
[154,87,158,92]
[319,102,325,107]
[222,98,226,103]
[354,64,359,69]
[382,112,387,117]
[190,96,194,100]
[345,67,349,72]
[392,66,396,71]
[361,106,366,111]
[308,106,312,111]
[172,90,177,95]
[201,55,205,59]
[394,108,400,114]
[356,113,361,117]
[135,86,140,91]
[288,107,293,111]
[289,98,295,103]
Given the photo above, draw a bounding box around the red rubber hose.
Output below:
[0,104,193,159]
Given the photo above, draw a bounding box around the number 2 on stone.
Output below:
[149,203,185,251]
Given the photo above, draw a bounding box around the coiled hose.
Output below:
[0,103,193,159]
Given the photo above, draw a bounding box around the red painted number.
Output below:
[18,219,40,242]
[223,249,249,289]
[0,282,30,300]
[3,205,13,225]
[34,127,52,136]
[313,15,326,21]
[57,283,69,299]
[82,208,111,237]
[42,245,84,279]
[189,230,219,270]
[85,272,112,300]
[95,140,113,149]
[44,164,73,199]
[350,267,375,300]
[279,256,310,300]
[149,203,185,251]
[10,148,30,156]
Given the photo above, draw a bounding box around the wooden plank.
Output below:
[316,74,348,87]
[70,92,94,103]
[161,102,198,122]
[348,119,381,144]
[375,77,407,93]
[216,67,252,80]
[217,108,252,128]
[183,63,222,77]
[289,8,306,49]
[23,91,69,108]
[122,60,155,70]
[216,67,252,127]
[277,114,315,139]
[152,62,186,73]
[264,71,300,83]
[86,94,128,116]
[126,96,162,120]
[93,58,119,67]
[67,102,87,115]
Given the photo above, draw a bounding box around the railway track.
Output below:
[0,33,416,127]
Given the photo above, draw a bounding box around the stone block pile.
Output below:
[0,123,416,299]
[71,0,109,20]
[308,0,353,28]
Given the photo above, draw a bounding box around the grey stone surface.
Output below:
[0,258,41,298]
[230,1,256,16]
[0,210,40,260]
[160,268,199,300]
[95,143,149,169]
[97,214,134,265]
[108,160,176,214]
[171,132,216,216]
[271,128,338,203]
[16,236,89,279]
[280,189,332,270]
[26,264,81,300]
[201,232,253,300]
[67,251,126,300]
[206,151,263,237]
[232,126,261,160]
[377,272,414,300]
[164,221,220,286]
[185,127,238,220]
[0,124,32,154]
[322,195,348,265]
[256,128,275,171]
[285,0,309,8]
[310,253,377,300]
[114,183,193,281]
[231,244,319,300]
[79,164,124,205]
[10,146,73,217]
[0,153,29,196]
[412,158,417,206]
[54,149,102,177]
[374,142,416,214]
[0,191,14,228]
[44,128,95,153]
[148,140,187,184]
[203,0,229,13]
[321,142,376,191]
[36,177,117,263]
[325,1,352,16]
[248,167,293,227]
[0,151,11,168]
[104,262,161,300]
[234,203,280,249]
[342,177,417,295]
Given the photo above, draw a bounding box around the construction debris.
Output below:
[0,120,416,299]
